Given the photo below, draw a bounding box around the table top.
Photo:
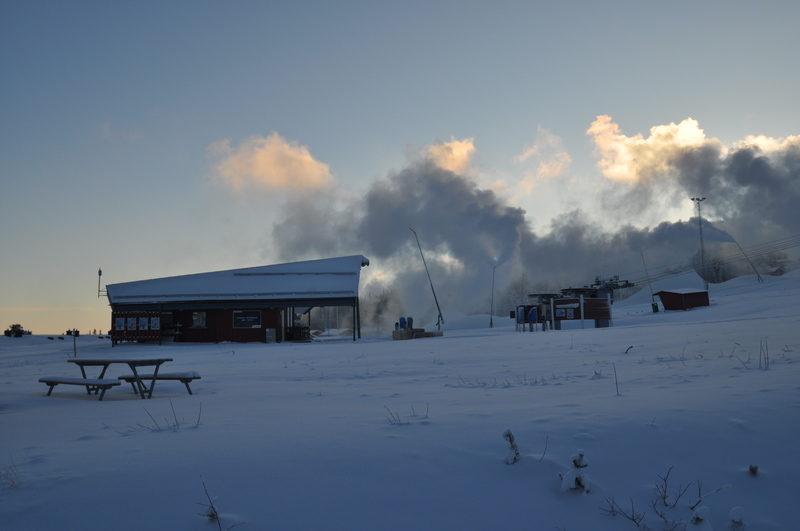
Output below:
[67,358,173,366]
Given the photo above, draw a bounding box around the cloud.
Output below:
[700,221,737,243]
[356,160,527,266]
[208,133,335,194]
[516,126,572,192]
[262,117,798,326]
[736,134,800,154]
[423,137,476,174]
[586,115,800,244]
[587,115,713,184]
[269,191,359,263]
[269,154,722,323]
[716,134,800,241]
[270,158,537,318]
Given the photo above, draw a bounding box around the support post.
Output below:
[691,197,708,290]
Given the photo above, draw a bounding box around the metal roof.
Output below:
[653,288,708,295]
[106,255,370,308]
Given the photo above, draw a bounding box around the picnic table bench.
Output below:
[39,377,121,401]
[118,371,201,395]
[68,358,173,399]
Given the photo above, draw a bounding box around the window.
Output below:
[192,311,207,328]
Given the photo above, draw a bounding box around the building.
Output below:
[653,289,709,311]
[560,275,634,303]
[106,255,370,344]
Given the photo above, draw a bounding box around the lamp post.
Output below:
[691,197,708,290]
[490,265,497,328]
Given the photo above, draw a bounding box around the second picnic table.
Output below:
[68,358,173,399]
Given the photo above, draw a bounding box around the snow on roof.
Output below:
[106,255,370,305]
[653,288,708,295]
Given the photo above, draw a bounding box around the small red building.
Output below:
[105,255,369,344]
[654,289,709,311]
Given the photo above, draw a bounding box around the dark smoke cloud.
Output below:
[271,160,728,325]
[714,143,800,242]
[269,121,798,326]
[357,160,527,266]
[272,160,536,321]
[589,116,800,248]
[271,190,359,261]
[647,140,800,245]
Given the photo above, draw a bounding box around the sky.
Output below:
[2,1,799,334]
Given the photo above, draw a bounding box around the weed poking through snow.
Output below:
[1,457,21,492]
[560,449,590,493]
[503,429,520,464]
[198,476,243,530]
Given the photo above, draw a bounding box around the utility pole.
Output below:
[691,197,708,290]
[490,265,497,328]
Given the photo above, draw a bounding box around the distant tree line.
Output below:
[4,324,31,337]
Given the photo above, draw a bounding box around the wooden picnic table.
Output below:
[67,358,173,399]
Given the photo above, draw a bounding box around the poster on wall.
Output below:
[127,317,137,330]
[139,317,149,330]
[233,310,262,328]
[115,318,125,331]
[151,317,160,330]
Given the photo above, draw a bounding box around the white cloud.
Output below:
[586,115,715,183]
[736,133,800,154]
[423,137,476,174]
[516,126,572,193]
[208,133,335,194]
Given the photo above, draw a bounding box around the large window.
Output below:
[192,311,207,328]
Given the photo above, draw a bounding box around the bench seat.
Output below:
[117,371,201,395]
[39,377,121,401]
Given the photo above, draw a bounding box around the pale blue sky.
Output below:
[2,1,799,333]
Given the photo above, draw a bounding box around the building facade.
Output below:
[105,255,370,344]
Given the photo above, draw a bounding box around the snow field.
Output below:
[1,273,798,530]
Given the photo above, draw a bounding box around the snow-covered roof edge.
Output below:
[106,255,370,305]
[653,288,708,295]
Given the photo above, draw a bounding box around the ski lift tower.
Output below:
[97,269,107,298]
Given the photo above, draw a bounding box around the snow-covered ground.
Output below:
[2,272,798,530]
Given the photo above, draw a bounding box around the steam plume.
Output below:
[242,117,799,325]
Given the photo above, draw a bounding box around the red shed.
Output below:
[654,289,709,311]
